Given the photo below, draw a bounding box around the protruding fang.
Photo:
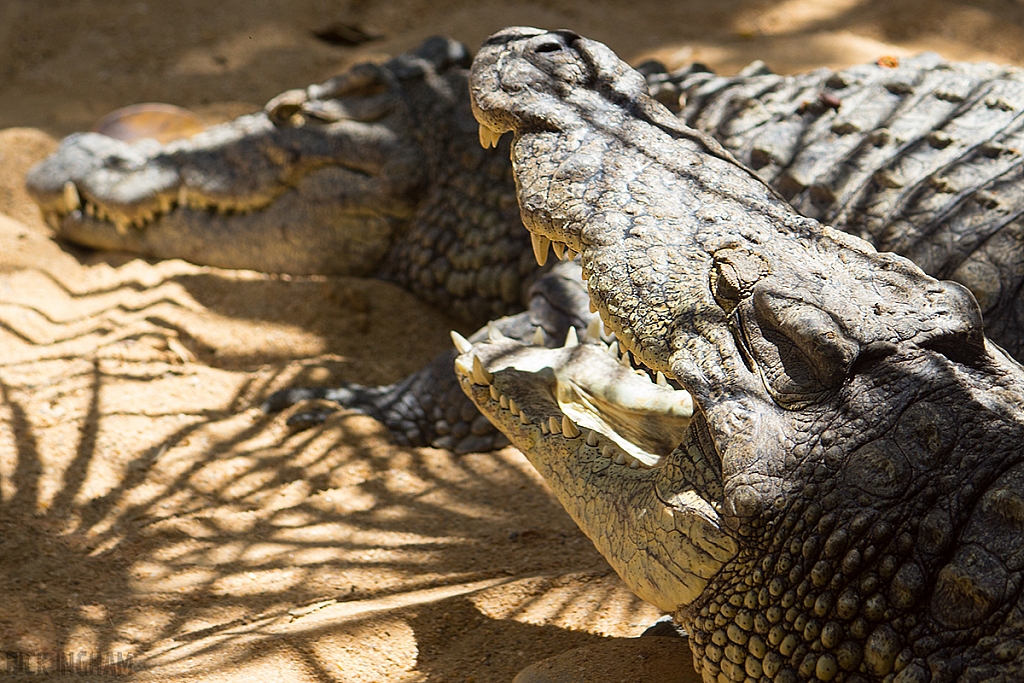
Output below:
[531,233,551,266]
[509,399,520,416]
[477,123,504,149]
[532,327,545,346]
[548,416,561,434]
[519,411,530,425]
[619,350,631,367]
[472,355,493,385]
[656,371,668,387]
[499,395,509,409]
[586,430,599,446]
[487,322,507,342]
[585,316,602,342]
[564,327,579,348]
[489,385,500,401]
[608,341,619,358]
[63,181,81,211]
[552,242,565,260]
[562,416,581,438]
[451,330,472,354]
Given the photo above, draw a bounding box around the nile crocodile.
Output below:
[465,27,1024,683]
[26,38,1024,452]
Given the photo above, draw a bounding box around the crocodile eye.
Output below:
[739,289,859,408]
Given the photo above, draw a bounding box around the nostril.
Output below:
[534,41,563,53]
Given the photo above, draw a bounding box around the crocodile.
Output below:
[465,26,1024,683]
[25,38,1024,453]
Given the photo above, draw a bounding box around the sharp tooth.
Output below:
[63,181,81,211]
[629,458,641,469]
[478,124,503,149]
[561,416,581,438]
[520,412,530,425]
[585,316,602,342]
[548,416,561,434]
[499,395,509,409]
[566,248,578,261]
[531,233,551,266]
[585,430,599,447]
[552,241,565,260]
[454,356,472,377]
[602,445,614,458]
[656,371,668,387]
[450,330,472,354]
[619,350,631,367]
[540,420,549,434]
[509,399,520,416]
[532,327,545,346]
[487,322,507,342]
[178,185,188,206]
[563,327,579,348]
[472,355,493,385]
[608,341,619,358]
[489,385,500,401]
[614,453,627,465]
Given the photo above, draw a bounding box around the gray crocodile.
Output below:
[26,38,1024,453]
[466,26,1024,682]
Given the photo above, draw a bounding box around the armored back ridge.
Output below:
[465,27,1024,682]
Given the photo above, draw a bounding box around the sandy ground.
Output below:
[2,1,1024,681]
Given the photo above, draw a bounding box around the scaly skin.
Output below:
[26,37,535,325]
[468,27,1024,682]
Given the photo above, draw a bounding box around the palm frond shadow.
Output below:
[0,258,660,681]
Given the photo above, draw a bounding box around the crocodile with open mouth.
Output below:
[26,37,1024,454]
[464,27,1024,682]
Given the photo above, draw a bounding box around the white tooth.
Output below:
[619,350,631,367]
[531,233,551,267]
[614,453,627,465]
[548,416,561,434]
[657,371,668,387]
[532,327,545,346]
[509,399,520,416]
[499,395,509,409]
[585,430,599,447]
[561,416,581,438]
[178,185,188,206]
[489,385,500,401]
[552,241,565,260]
[454,356,472,377]
[63,181,80,211]
[602,445,614,458]
[629,458,641,469]
[585,316,602,342]
[563,327,579,348]
[472,355,493,385]
[566,248,578,261]
[487,322,507,342]
[608,341,619,358]
[450,330,472,354]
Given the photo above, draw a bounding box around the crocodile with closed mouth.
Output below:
[464,27,1024,682]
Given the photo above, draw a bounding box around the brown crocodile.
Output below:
[466,26,1024,683]
[26,38,1024,453]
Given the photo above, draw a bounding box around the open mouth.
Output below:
[452,319,698,472]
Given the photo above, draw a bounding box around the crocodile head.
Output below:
[467,28,1024,681]
[26,38,532,322]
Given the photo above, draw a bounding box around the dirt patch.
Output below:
[1,1,1023,681]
